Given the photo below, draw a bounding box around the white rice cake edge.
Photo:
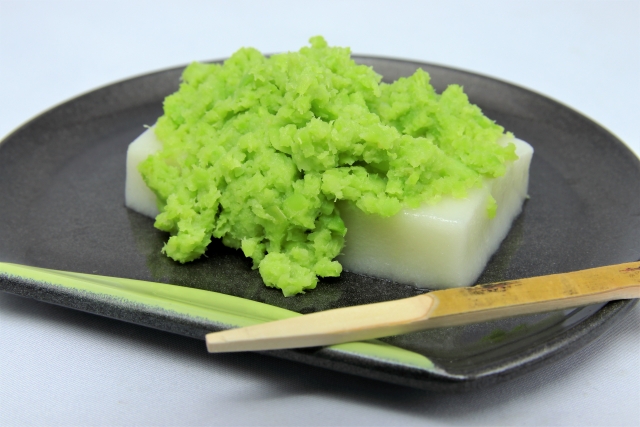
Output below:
[337,137,533,289]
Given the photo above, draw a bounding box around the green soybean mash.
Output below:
[139,36,517,296]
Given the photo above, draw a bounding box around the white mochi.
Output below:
[125,128,533,289]
[125,127,161,218]
[337,138,533,289]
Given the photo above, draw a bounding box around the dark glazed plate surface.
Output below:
[0,56,638,391]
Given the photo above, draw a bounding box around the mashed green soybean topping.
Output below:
[139,36,517,296]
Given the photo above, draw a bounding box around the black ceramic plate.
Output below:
[0,57,638,392]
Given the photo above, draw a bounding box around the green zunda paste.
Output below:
[139,36,517,296]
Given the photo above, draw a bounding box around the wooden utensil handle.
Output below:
[422,261,640,329]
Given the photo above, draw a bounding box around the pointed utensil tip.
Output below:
[205,293,436,352]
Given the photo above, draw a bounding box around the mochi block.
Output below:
[125,128,533,289]
[337,138,533,289]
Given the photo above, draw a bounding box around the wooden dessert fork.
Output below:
[205,261,640,352]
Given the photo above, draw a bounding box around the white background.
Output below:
[1,1,638,426]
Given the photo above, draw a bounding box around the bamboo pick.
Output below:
[205,261,640,353]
